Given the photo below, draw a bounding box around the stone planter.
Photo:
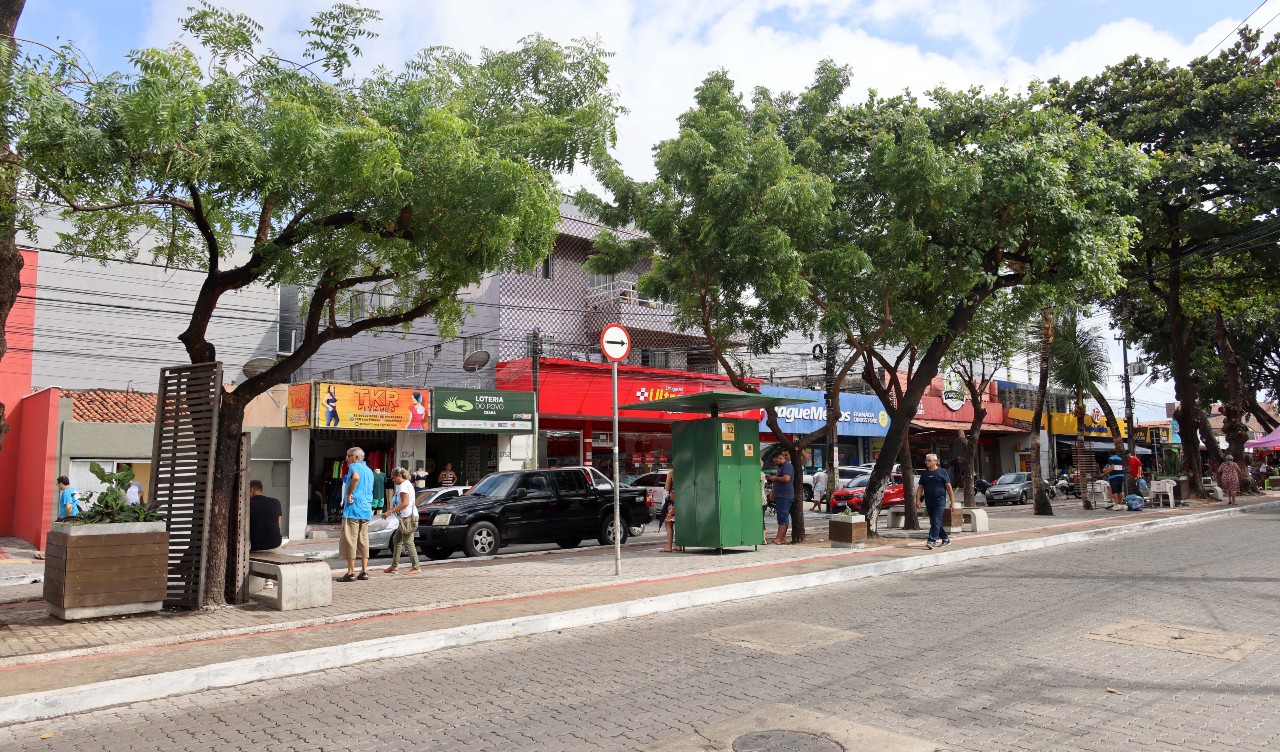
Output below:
[44,521,168,621]
[829,514,866,548]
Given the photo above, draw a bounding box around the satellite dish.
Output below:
[242,356,277,378]
[462,350,491,372]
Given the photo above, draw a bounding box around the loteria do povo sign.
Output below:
[431,388,535,434]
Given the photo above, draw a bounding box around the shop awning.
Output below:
[618,390,810,415]
[1245,425,1280,449]
[910,418,1027,434]
[1055,437,1151,455]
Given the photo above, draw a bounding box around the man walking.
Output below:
[248,480,283,552]
[338,447,374,582]
[811,466,828,513]
[767,451,795,544]
[916,453,955,550]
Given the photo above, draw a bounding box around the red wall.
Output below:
[0,247,36,411]
[0,387,59,548]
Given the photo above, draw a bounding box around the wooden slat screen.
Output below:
[150,362,222,609]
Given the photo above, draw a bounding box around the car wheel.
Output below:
[463,521,500,557]
[556,537,583,549]
[986,500,998,507]
[803,485,814,502]
[423,546,454,560]
[1019,492,1027,505]
[628,524,645,537]
[597,515,629,546]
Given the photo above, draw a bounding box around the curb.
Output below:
[2,501,1275,727]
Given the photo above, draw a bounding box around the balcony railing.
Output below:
[585,279,673,310]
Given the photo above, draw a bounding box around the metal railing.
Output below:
[585,278,673,310]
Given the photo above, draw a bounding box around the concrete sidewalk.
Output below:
[1,495,1276,726]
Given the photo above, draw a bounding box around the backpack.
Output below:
[1124,494,1145,511]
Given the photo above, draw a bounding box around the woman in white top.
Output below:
[381,467,420,573]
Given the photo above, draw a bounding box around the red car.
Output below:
[831,474,905,513]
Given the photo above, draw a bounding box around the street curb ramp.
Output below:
[2,500,1275,727]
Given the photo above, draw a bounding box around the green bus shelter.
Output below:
[618,391,811,552]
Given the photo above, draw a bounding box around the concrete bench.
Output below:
[248,551,332,611]
[883,507,986,533]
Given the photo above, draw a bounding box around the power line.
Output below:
[1206,0,1271,56]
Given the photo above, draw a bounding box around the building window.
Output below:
[403,350,421,377]
[589,272,615,290]
[321,369,334,381]
[526,256,552,279]
[348,292,366,322]
[464,336,483,357]
[641,349,669,369]
[349,363,362,382]
[377,356,392,381]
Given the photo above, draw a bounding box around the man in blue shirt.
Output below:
[338,447,375,582]
[56,476,79,520]
[915,453,955,550]
[767,451,796,544]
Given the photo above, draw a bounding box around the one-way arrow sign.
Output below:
[600,324,631,363]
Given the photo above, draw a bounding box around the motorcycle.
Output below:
[1055,473,1079,498]
[974,475,991,494]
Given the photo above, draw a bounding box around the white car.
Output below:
[368,485,471,557]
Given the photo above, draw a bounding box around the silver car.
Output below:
[369,485,471,556]
[984,473,1031,506]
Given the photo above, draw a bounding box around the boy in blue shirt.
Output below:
[56,476,80,520]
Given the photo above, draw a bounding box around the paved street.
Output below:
[4,508,1277,751]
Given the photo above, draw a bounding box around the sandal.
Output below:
[338,573,357,582]
[405,568,421,574]
[383,566,399,574]
[357,572,369,581]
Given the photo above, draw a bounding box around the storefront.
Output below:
[755,385,890,472]
[1002,405,1130,480]
[496,358,760,482]
[285,382,533,534]
[895,374,1022,478]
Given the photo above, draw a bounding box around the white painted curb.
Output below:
[2,501,1275,727]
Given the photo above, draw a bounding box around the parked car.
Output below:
[564,465,657,536]
[631,470,671,522]
[984,472,1032,505]
[830,473,907,513]
[415,468,649,559]
[368,485,471,557]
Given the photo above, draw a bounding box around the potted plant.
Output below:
[44,463,168,620]
[829,507,866,548]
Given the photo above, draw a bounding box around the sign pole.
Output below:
[612,360,622,576]
[600,323,631,578]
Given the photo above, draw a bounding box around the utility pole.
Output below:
[1118,334,1137,495]
[530,328,541,469]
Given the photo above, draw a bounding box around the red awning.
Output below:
[910,419,1027,434]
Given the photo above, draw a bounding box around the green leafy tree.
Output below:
[815,85,1146,529]
[14,3,620,605]
[578,68,871,543]
[1055,28,1280,496]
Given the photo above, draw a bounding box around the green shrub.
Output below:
[73,462,164,524]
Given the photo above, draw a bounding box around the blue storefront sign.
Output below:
[759,386,889,437]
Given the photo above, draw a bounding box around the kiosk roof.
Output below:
[617,390,811,414]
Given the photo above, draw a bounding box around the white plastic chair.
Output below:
[1150,479,1174,508]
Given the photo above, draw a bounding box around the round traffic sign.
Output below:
[600,324,631,363]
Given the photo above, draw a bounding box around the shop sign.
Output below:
[286,382,312,428]
[941,372,967,411]
[760,386,889,437]
[1047,410,1127,439]
[432,388,535,433]
[314,382,428,431]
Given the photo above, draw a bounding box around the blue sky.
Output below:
[17,0,1273,418]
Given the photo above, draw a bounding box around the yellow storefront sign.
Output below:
[1005,407,1126,438]
[315,382,429,431]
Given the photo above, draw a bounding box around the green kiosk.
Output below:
[619,391,811,552]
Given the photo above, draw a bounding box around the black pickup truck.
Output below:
[415,466,651,559]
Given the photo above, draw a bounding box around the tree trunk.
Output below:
[1075,389,1093,509]
[898,432,919,529]
[1245,393,1278,434]
[1166,268,1206,497]
[962,396,988,509]
[203,391,247,608]
[1089,384,1125,456]
[1213,310,1254,490]
[0,0,28,452]
[1031,305,1054,515]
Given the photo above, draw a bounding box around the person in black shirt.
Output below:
[249,479,283,552]
[915,453,955,550]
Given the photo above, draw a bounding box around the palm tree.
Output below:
[1049,310,1138,508]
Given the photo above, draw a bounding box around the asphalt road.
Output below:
[4,508,1277,751]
